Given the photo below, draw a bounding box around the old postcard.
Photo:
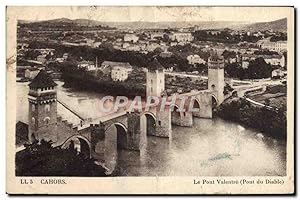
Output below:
[6,6,294,194]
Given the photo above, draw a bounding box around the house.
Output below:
[36,55,47,64]
[258,40,287,52]
[100,61,132,76]
[92,41,102,48]
[77,61,96,71]
[272,69,285,78]
[25,68,40,80]
[150,31,165,40]
[187,55,206,65]
[263,54,285,67]
[124,34,139,43]
[146,42,161,52]
[159,51,173,58]
[241,54,285,68]
[169,32,194,42]
[110,64,133,82]
[17,43,29,50]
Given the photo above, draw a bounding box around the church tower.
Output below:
[28,70,58,143]
[146,58,165,97]
[208,51,225,106]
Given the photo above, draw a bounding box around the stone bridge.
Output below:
[58,88,219,174]
[26,54,228,174]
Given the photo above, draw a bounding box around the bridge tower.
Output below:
[146,58,165,97]
[28,70,58,143]
[208,51,225,106]
[145,58,171,138]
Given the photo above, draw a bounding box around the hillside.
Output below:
[236,18,287,32]
[18,17,287,32]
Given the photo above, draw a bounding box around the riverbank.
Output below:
[216,97,287,140]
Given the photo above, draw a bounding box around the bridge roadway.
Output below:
[74,90,209,131]
[66,83,269,131]
[57,98,86,121]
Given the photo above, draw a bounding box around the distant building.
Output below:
[241,54,285,68]
[272,69,285,78]
[17,43,29,50]
[100,61,132,77]
[146,42,161,52]
[187,55,206,65]
[150,31,165,40]
[124,34,139,43]
[25,68,40,80]
[160,51,173,58]
[110,63,133,82]
[263,54,285,66]
[169,32,194,42]
[77,61,96,71]
[92,41,102,48]
[207,30,221,35]
[36,55,47,64]
[258,40,287,52]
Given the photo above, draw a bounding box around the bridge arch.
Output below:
[61,135,91,158]
[142,111,157,136]
[211,94,218,108]
[170,104,183,125]
[105,122,128,150]
[192,97,201,110]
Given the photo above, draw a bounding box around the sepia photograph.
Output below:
[6,6,294,194]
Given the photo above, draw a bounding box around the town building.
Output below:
[110,63,133,82]
[77,61,96,71]
[36,55,47,64]
[272,69,285,78]
[124,34,139,43]
[99,61,132,78]
[258,40,287,52]
[169,32,194,42]
[241,54,285,68]
[263,54,285,67]
[187,55,206,65]
[159,51,173,58]
[17,42,29,50]
[25,68,40,80]
[149,31,165,40]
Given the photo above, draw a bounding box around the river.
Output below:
[16,81,286,176]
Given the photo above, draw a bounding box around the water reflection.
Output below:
[117,118,286,176]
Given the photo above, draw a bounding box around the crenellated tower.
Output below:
[208,51,225,106]
[28,70,58,143]
[146,58,165,97]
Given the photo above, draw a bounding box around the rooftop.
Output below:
[29,70,57,88]
[148,57,164,71]
[101,61,132,69]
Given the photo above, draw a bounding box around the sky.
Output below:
[8,6,290,23]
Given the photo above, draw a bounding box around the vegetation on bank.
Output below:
[225,57,278,79]
[61,63,146,97]
[16,140,107,176]
[216,97,287,140]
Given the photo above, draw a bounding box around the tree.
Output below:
[16,139,107,176]
[246,57,272,79]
